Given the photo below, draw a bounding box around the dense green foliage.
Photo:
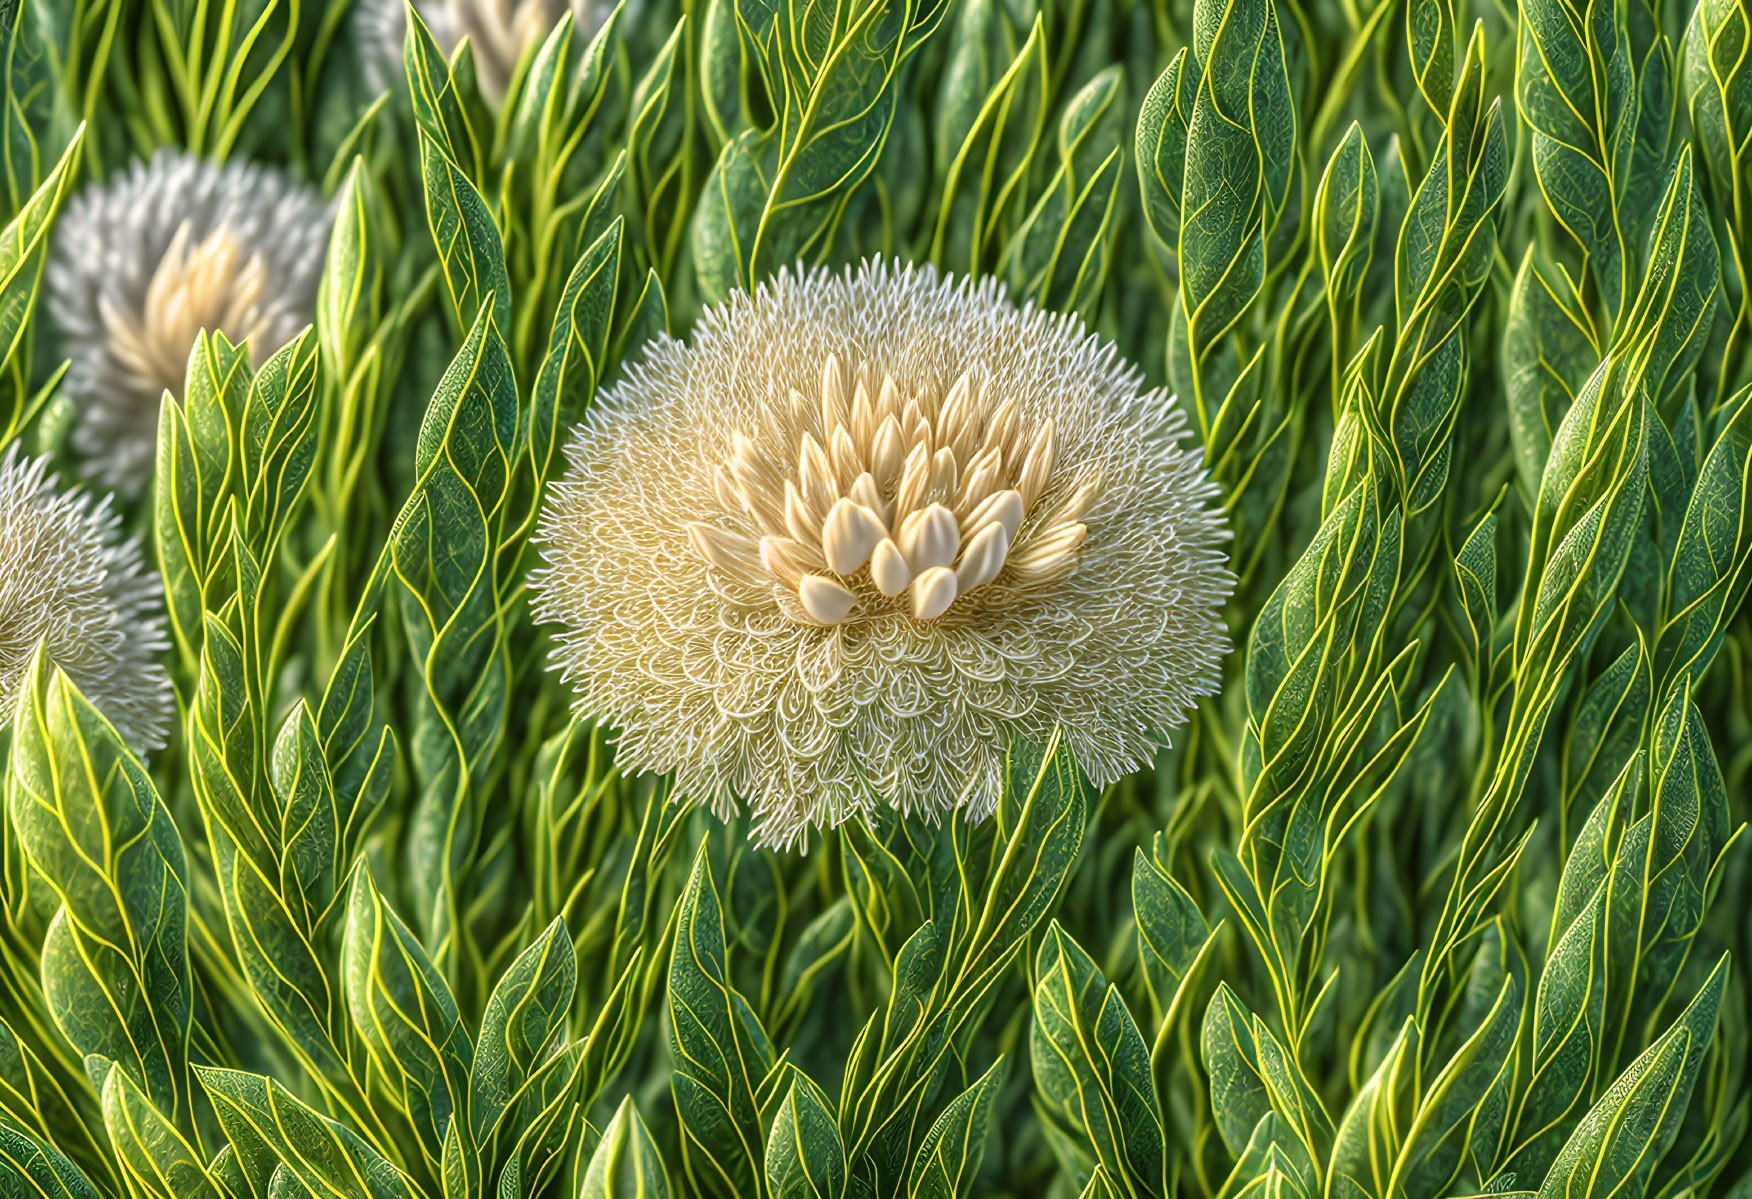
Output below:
[0,0,1748,1197]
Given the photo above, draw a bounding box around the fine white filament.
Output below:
[0,449,172,753]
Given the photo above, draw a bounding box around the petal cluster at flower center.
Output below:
[686,353,1101,626]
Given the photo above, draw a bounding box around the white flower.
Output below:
[47,149,329,495]
[0,449,172,753]
[355,0,618,102]
[532,260,1234,847]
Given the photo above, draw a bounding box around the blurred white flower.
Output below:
[0,448,172,753]
[356,0,617,102]
[47,149,328,495]
[532,260,1234,846]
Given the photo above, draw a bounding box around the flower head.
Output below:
[356,0,617,101]
[532,261,1233,846]
[47,149,328,494]
[0,449,172,753]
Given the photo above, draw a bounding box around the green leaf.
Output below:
[341,868,472,1174]
[1003,66,1127,316]
[393,296,518,951]
[403,4,480,181]
[905,1059,1004,1199]
[766,1069,847,1199]
[1378,30,1507,515]
[1684,0,1752,224]
[1609,685,1731,1041]
[7,645,192,1123]
[1517,0,1637,318]
[1560,641,1650,839]
[198,1068,422,1199]
[154,330,249,672]
[496,1043,588,1199]
[1500,765,1639,1181]
[1408,0,1457,115]
[0,1115,104,1199]
[1504,248,1599,501]
[101,1064,215,1199]
[1451,510,1500,689]
[623,20,689,276]
[240,330,320,559]
[1532,959,1728,1199]
[419,125,511,336]
[1136,48,1193,252]
[471,917,577,1148]
[1077,1166,1123,1199]
[1328,1022,1414,1199]
[1396,975,1523,1199]
[1031,924,1164,1196]
[1201,985,1329,1171]
[668,846,775,1199]
[839,732,1087,1195]
[772,899,855,1040]
[1611,151,1719,408]
[610,266,669,373]
[0,121,79,429]
[1132,838,1212,1015]
[691,0,950,300]
[1654,387,1752,689]
[952,728,1089,1003]
[1513,361,1650,759]
[929,9,1047,275]
[317,160,379,383]
[698,0,743,144]
[581,1096,671,1199]
[0,1016,111,1188]
[0,0,72,210]
[1315,123,1379,304]
[524,216,623,533]
[1177,0,1296,413]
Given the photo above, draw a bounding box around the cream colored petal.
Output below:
[760,398,789,442]
[820,352,847,434]
[955,521,1009,591]
[685,521,758,568]
[830,424,864,486]
[964,489,1025,544]
[901,503,959,572]
[799,573,857,624]
[894,442,931,521]
[925,446,959,505]
[1007,521,1087,583]
[1017,418,1056,508]
[784,479,824,543]
[878,373,902,420]
[980,394,1020,461]
[848,472,888,522]
[1049,470,1104,525]
[798,432,837,513]
[760,535,808,587]
[850,372,875,446]
[869,538,911,596]
[910,566,958,620]
[870,416,906,487]
[901,398,926,438]
[822,497,887,574]
[955,446,1002,513]
[935,368,975,457]
[712,464,745,515]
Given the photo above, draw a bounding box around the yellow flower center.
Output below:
[101,223,274,399]
[686,353,1101,625]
